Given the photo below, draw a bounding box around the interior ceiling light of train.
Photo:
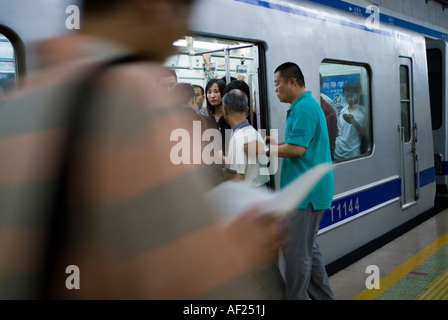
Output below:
[172,36,244,54]
[167,36,256,86]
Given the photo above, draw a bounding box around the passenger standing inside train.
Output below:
[0,0,288,299]
[334,81,367,160]
[157,66,178,93]
[222,89,270,187]
[221,79,257,155]
[172,82,218,132]
[247,62,335,299]
[205,78,226,123]
[223,79,257,129]
[205,78,228,156]
[202,55,256,154]
[172,82,197,111]
[319,74,337,159]
[172,82,219,135]
[172,83,223,183]
[192,84,206,114]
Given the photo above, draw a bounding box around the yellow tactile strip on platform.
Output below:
[414,268,448,300]
[353,232,448,300]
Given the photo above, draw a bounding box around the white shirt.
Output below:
[334,105,367,160]
[225,123,270,187]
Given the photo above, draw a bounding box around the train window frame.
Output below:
[0,25,25,98]
[319,60,373,163]
[400,65,412,143]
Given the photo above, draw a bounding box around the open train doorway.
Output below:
[426,39,447,197]
[165,35,265,131]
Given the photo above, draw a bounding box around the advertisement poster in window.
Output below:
[321,74,360,113]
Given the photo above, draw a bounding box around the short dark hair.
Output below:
[342,81,360,94]
[223,80,250,111]
[220,75,237,84]
[173,83,195,104]
[159,67,178,81]
[275,62,305,87]
[192,84,204,96]
[222,89,248,114]
[82,0,123,17]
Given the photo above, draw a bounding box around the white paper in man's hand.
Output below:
[206,163,333,220]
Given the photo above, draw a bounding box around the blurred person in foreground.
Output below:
[0,0,287,299]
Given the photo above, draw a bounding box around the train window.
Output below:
[400,65,411,142]
[427,49,443,130]
[320,62,371,162]
[166,35,262,129]
[0,33,17,100]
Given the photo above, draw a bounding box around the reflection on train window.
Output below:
[400,65,411,142]
[320,62,371,161]
[0,34,17,100]
[166,35,262,129]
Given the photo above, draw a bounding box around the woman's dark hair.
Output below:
[223,80,250,110]
[205,79,226,116]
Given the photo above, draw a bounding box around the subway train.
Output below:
[0,0,447,273]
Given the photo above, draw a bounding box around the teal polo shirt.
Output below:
[280,91,334,210]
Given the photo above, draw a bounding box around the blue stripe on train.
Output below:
[319,178,401,230]
[320,167,435,230]
[420,167,436,186]
[437,161,448,176]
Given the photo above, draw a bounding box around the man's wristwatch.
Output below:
[264,144,270,156]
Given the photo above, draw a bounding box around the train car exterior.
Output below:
[188,0,436,266]
[0,0,444,270]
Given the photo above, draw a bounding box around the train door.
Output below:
[426,39,447,196]
[399,57,418,208]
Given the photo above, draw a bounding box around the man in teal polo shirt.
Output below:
[268,62,335,300]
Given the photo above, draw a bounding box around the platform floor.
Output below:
[328,207,448,300]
